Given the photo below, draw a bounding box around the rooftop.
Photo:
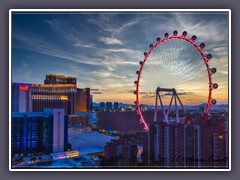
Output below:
[46,74,76,79]
[68,131,118,150]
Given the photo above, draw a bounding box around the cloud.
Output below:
[12,34,103,67]
[98,37,123,45]
[142,95,156,98]
[73,43,95,48]
[105,48,135,53]
[87,14,140,36]
[22,62,29,68]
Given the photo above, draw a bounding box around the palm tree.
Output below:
[38,156,42,161]
[32,156,36,162]
[19,156,24,164]
[14,159,20,164]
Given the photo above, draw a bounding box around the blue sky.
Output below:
[11,11,229,105]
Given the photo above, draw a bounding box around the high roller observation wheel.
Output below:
[133,30,218,131]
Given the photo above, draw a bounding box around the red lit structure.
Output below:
[134,31,218,131]
[18,85,29,91]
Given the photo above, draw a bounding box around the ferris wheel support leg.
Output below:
[175,95,179,124]
[176,94,186,114]
[154,92,158,122]
[158,94,167,122]
[166,95,174,118]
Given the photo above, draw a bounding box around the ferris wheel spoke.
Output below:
[134,31,218,130]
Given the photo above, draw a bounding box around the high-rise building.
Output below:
[140,104,148,112]
[76,88,90,112]
[145,113,228,168]
[130,105,137,111]
[30,84,77,115]
[199,118,228,168]
[100,102,105,111]
[113,102,119,111]
[11,109,68,156]
[106,102,113,112]
[44,74,76,85]
[90,95,93,109]
[12,83,32,112]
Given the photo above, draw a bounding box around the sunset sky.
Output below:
[11,11,229,105]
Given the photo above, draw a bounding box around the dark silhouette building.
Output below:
[113,102,119,111]
[100,102,105,111]
[106,102,113,112]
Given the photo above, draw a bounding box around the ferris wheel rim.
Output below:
[134,31,217,131]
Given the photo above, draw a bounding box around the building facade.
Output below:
[145,113,228,168]
[100,102,105,111]
[11,109,68,156]
[12,83,32,112]
[76,88,90,112]
[113,102,119,111]
[30,84,77,115]
[106,102,113,112]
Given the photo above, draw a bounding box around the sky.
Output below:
[11,11,229,106]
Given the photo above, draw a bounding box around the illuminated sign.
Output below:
[218,135,223,139]
[19,85,29,91]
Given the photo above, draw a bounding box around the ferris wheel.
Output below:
[134,30,218,131]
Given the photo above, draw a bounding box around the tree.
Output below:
[38,156,42,161]
[32,156,36,162]
[14,159,20,164]
[19,156,24,164]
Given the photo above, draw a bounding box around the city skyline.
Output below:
[12,11,229,105]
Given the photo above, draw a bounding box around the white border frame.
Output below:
[9,9,231,172]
